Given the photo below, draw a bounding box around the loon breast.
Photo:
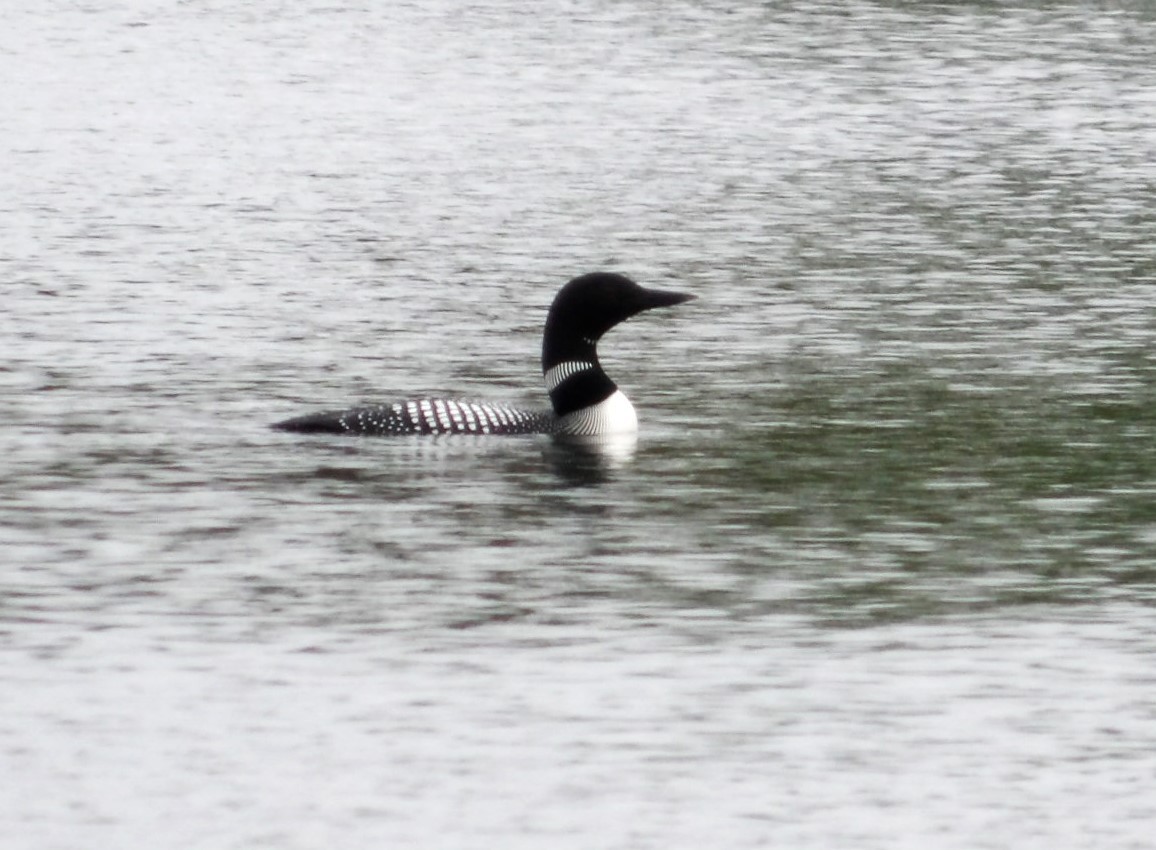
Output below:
[557,390,637,436]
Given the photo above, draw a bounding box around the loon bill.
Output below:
[273,272,695,437]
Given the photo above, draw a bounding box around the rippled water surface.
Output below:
[4,1,1156,847]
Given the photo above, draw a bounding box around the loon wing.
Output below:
[272,399,555,436]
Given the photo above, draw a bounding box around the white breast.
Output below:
[558,389,638,436]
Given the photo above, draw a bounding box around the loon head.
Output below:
[541,272,695,417]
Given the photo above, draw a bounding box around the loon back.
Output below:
[273,399,553,436]
[273,272,695,437]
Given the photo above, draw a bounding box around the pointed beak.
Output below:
[638,287,696,312]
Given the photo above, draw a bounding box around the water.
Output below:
[4,1,1156,847]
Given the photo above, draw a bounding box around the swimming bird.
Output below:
[272,272,695,437]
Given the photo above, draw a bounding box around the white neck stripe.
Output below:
[544,360,597,393]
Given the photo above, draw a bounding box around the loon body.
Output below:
[273,272,694,437]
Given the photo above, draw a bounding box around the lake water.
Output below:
[4,1,1156,847]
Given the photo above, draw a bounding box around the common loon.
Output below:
[272,272,695,437]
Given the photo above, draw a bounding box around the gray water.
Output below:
[4,1,1156,847]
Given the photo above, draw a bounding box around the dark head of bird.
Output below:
[541,272,696,370]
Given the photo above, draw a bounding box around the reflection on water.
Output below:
[544,432,639,483]
[4,1,1156,848]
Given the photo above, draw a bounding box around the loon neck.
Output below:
[543,356,617,417]
[542,323,611,416]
